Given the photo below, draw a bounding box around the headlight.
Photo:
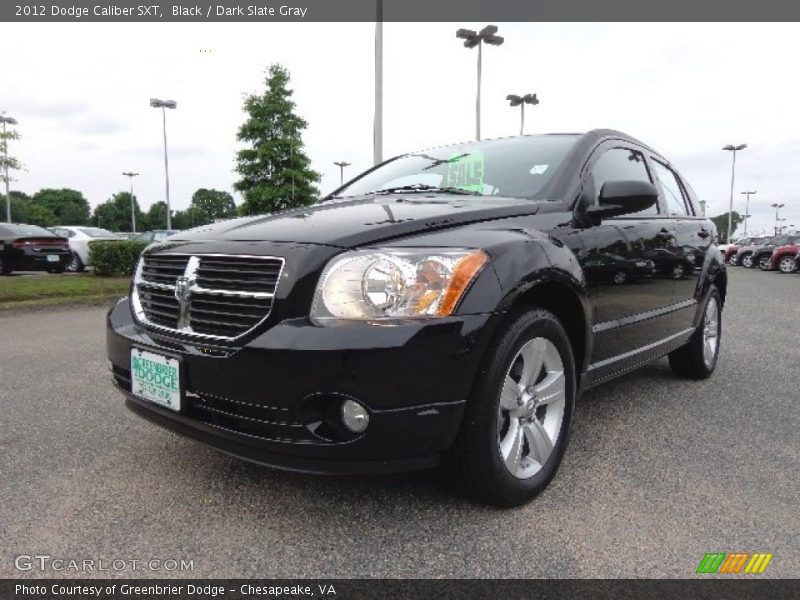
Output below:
[311,248,488,322]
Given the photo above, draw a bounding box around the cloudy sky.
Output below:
[1,22,798,235]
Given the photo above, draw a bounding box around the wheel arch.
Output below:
[502,278,591,379]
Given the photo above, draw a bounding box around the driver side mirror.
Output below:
[587,180,659,223]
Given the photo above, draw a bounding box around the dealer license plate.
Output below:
[130,348,181,411]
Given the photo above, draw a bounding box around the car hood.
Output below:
[171,195,552,248]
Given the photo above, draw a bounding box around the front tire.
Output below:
[668,286,722,379]
[448,308,576,507]
[758,255,772,270]
[66,252,85,273]
[741,253,753,268]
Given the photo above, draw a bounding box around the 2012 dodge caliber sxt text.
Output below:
[107,130,725,507]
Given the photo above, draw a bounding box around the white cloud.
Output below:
[0,21,797,234]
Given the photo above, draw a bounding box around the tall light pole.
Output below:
[150,98,177,229]
[740,190,756,238]
[456,25,505,141]
[333,161,351,186]
[506,93,539,135]
[122,172,140,233]
[373,0,383,165]
[771,203,785,236]
[722,143,747,243]
[1,114,18,224]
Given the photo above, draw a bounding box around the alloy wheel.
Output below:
[613,270,627,285]
[702,297,720,368]
[66,253,80,272]
[672,264,685,279]
[779,256,797,274]
[742,254,753,268]
[497,337,566,480]
[759,256,771,270]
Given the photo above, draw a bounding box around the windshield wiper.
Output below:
[368,184,481,196]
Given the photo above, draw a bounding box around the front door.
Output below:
[583,146,677,368]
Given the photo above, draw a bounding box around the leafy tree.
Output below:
[234,64,320,215]
[92,191,145,232]
[1,114,23,222]
[145,201,169,230]
[8,191,57,226]
[172,206,211,230]
[710,211,744,243]
[191,188,236,221]
[32,188,91,225]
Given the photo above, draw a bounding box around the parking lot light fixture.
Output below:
[771,203,786,235]
[740,190,756,237]
[122,172,140,233]
[456,25,505,141]
[150,98,177,229]
[722,143,747,243]
[1,114,18,224]
[506,93,539,135]
[333,161,351,186]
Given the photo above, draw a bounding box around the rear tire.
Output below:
[668,286,722,380]
[0,255,11,276]
[758,255,772,270]
[741,253,753,268]
[448,308,576,507]
[778,256,797,274]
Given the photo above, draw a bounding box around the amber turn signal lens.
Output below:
[437,250,489,316]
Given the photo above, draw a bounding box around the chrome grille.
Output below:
[132,253,284,340]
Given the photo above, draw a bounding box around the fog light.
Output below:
[341,399,369,433]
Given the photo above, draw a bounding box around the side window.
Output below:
[590,148,657,216]
[651,160,689,216]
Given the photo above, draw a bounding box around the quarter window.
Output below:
[590,148,657,216]
[652,160,689,216]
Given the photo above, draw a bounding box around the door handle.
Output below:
[657,229,673,241]
[698,228,710,239]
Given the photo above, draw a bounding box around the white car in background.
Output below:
[48,226,121,272]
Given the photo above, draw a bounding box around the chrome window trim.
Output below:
[131,252,286,342]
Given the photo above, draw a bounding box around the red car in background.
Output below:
[768,240,800,273]
[722,236,764,265]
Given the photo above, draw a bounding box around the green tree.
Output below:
[144,201,169,230]
[1,114,23,221]
[710,211,744,243]
[8,191,57,226]
[92,191,144,232]
[234,64,320,215]
[32,188,91,225]
[172,206,211,230]
[191,188,236,221]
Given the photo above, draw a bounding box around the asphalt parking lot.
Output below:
[1,267,797,578]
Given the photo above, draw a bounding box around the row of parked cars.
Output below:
[719,233,800,273]
[0,223,180,276]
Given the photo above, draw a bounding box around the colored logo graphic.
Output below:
[696,552,773,574]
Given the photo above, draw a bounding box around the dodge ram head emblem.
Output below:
[175,256,201,329]
[175,276,190,302]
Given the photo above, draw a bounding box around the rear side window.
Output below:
[652,160,689,216]
[590,147,657,216]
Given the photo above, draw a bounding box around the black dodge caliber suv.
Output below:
[107,130,725,506]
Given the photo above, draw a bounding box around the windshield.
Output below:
[76,227,115,238]
[335,135,579,200]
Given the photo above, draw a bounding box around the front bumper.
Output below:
[107,298,499,475]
